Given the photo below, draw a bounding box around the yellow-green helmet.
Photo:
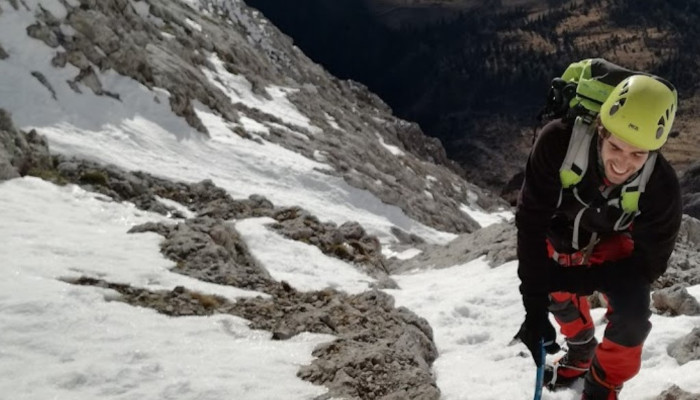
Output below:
[600,74,677,150]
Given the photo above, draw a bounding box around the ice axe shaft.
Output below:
[533,338,545,400]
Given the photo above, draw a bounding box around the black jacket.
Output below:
[516,119,682,296]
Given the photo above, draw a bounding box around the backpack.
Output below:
[535,58,660,249]
[537,58,640,124]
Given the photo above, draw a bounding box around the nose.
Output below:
[616,154,629,166]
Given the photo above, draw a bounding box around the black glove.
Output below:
[514,295,560,366]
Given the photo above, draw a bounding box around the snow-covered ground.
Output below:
[3,177,700,400]
[1,1,699,399]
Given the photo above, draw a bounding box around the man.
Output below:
[515,74,682,399]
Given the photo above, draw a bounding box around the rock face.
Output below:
[389,220,516,273]
[9,0,512,234]
[680,161,700,220]
[0,109,52,181]
[71,276,440,400]
[130,217,276,292]
[654,385,700,400]
[667,328,700,366]
[659,215,700,289]
[652,284,700,316]
[270,213,397,288]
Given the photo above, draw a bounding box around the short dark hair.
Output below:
[597,122,612,140]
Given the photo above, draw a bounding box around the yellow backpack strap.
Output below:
[619,152,657,214]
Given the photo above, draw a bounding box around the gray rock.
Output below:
[653,384,700,400]
[248,194,273,209]
[72,67,105,96]
[131,217,274,291]
[391,221,516,273]
[0,144,20,180]
[0,109,52,180]
[56,160,79,175]
[680,161,700,220]
[51,51,67,67]
[71,269,440,400]
[66,50,92,69]
[270,211,390,281]
[30,71,57,100]
[667,328,700,365]
[339,221,365,241]
[294,290,439,400]
[684,194,700,220]
[26,22,60,47]
[678,214,700,245]
[659,215,700,289]
[652,284,700,316]
[390,226,425,245]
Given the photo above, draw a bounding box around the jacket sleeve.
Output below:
[516,120,570,296]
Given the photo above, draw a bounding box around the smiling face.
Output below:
[598,124,650,185]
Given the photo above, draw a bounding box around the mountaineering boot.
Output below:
[580,370,621,400]
[544,336,598,389]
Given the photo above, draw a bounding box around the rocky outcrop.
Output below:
[0,109,52,181]
[654,385,700,400]
[27,151,393,281]
[296,291,439,400]
[680,161,700,220]
[26,149,395,284]
[0,43,8,60]
[270,211,396,288]
[658,215,700,289]
[130,217,276,292]
[652,284,700,316]
[69,276,440,400]
[667,328,700,366]
[389,221,517,273]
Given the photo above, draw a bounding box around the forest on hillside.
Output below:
[244,0,700,188]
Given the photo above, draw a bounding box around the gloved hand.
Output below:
[514,295,560,366]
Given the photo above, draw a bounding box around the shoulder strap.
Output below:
[619,152,657,214]
[559,116,596,189]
